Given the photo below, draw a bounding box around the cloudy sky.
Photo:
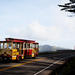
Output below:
[0,0,75,49]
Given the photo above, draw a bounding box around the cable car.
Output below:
[0,38,39,61]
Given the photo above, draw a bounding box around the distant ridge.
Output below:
[39,45,65,52]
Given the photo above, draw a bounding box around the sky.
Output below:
[0,0,75,49]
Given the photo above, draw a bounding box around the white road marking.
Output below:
[34,55,75,75]
[34,58,63,75]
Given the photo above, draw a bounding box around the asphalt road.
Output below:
[0,51,75,75]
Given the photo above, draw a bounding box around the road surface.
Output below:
[0,51,75,75]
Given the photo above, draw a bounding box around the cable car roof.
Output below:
[5,38,37,43]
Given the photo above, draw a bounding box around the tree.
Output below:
[58,0,75,13]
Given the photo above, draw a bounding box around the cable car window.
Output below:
[32,44,35,48]
[0,43,1,49]
[4,43,7,49]
[36,44,39,48]
[27,43,30,48]
[17,43,20,49]
[8,43,12,49]
[13,43,16,49]
[30,44,33,48]
[1,43,3,49]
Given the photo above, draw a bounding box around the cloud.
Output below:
[26,19,75,49]
[5,21,62,42]
[0,17,73,44]
[28,21,62,41]
[0,0,75,49]
[65,17,75,32]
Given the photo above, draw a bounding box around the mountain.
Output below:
[39,45,64,52]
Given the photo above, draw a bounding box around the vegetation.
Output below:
[58,0,75,13]
[39,51,58,55]
[52,57,75,75]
